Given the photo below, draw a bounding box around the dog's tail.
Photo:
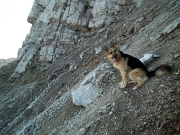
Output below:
[148,64,171,77]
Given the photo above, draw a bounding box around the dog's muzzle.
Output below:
[112,54,118,62]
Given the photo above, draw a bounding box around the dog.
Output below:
[105,45,171,90]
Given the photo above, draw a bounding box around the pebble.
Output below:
[143,122,147,125]
[150,90,154,94]
[174,54,180,58]
[105,28,112,38]
[109,111,113,116]
[99,105,107,114]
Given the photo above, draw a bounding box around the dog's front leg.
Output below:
[120,70,127,88]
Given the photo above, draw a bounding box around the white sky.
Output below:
[0,0,33,59]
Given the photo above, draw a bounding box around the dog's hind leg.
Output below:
[129,68,148,90]
[132,79,145,90]
[128,80,136,84]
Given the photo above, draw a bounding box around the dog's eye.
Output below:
[110,51,112,54]
[114,50,116,52]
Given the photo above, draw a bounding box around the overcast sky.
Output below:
[0,0,33,59]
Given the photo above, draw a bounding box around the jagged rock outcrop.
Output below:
[10,0,137,79]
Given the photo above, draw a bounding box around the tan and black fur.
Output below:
[105,45,171,90]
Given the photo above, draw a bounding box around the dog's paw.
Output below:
[120,82,124,87]
[133,86,138,90]
[120,82,127,88]
[120,81,123,85]
[121,85,126,88]
[128,81,135,84]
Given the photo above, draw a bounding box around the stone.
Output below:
[53,47,66,60]
[88,0,122,29]
[153,54,161,58]
[95,46,102,54]
[14,47,37,74]
[99,105,108,114]
[174,54,180,58]
[89,16,106,29]
[150,90,154,94]
[17,47,26,60]
[71,83,100,107]
[104,28,112,38]
[97,28,106,33]
[139,54,153,65]
[81,63,112,86]
[150,35,160,42]
[134,0,143,7]
[71,63,112,107]
[63,1,87,28]
[46,55,53,62]
[69,63,77,71]
[162,17,180,34]
[79,52,84,59]
[100,105,107,110]
[120,43,130,51]
[39,46,60,62]
[139,53,161,65]
[47,46,55,56]
[8,72,21,82]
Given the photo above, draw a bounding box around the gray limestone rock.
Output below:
[162,17,180,34]
[15,47,37,74]
[10,0,138,79]
[72,83,100,107]
[71,63,113,107]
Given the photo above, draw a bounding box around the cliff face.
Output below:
[1,0,180,135]
[10,0,132,79]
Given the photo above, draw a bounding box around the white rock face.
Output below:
[89,0,122,28]
[15,47,37,73]
[28,0,127,28]
[63,1,88,28]
[17,47,26,61]
[40,46,55,61]
[9,47,37,81]
[11,0,134,79]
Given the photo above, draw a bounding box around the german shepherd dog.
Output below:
[105,45,171,90]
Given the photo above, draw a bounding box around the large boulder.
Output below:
[71,63,113,107]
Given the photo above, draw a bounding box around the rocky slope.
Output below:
[0,0,180,135]
[0,58,16,68]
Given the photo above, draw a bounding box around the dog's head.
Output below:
[105,45,121,63]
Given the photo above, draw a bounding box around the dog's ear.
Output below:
[104,46,109,53]
[110,44,116,48]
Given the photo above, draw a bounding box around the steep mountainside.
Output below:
[0,0,180,135]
